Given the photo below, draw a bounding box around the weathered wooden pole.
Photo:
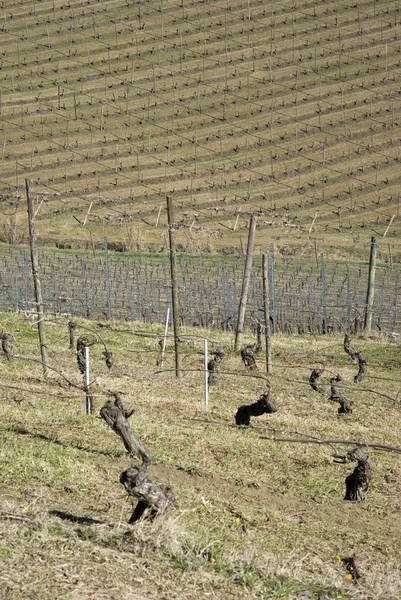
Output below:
[320,252,327,334]
[234,214,257,351]
[204,338,209,407]
[262,254,272,373]
[26,179,50,377]
[270,243,276,333]
[166,196,182,377]
[104,236,112,320]
[84,345,93,415]
[364,236,377,332]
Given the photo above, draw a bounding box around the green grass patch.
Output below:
[0,313,400,598]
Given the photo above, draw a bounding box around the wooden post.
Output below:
[104,236,112,320]
[383,215,395,238]
[346,263,351,332]
[155,204,162,227]
[364,236,377,332]
[309,210,319,234]
[166,196,182,377]
[262,254,272,373]
[26,179,49,377]
[234,214,257,350]
[204,338,208,407]
[270,243,276,334]
[85,345,93,415]
[320,252,327,334]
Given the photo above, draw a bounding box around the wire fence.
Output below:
[0,241,399,334]
[2,317,401,455]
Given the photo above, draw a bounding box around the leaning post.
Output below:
[26,178,50,377]
[166,196,182,377]
[159,306,170,368]
[234,214,257,351]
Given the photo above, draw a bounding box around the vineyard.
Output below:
[0,242,399,334]
[0,0,401,257]
[0,313,401,599]
[1,1,401,598]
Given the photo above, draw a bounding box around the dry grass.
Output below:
[0,0,401,258]
[0,312,401,598]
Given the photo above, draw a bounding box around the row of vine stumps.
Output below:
[75,325,372,520]
[0,321,394,585]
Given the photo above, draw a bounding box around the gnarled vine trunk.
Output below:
[235,381,277,426]
[100,392,176,523]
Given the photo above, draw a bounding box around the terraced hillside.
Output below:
[0,0,401,256]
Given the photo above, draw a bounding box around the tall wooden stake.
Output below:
[85,345,93,415]
[204,338,208,406]
[234,214,257,351]
[26,178,50,377]
[262,254,272,373]
[166,196,182,377]
[364,236,377,332]
[320,252,327,334]
[104,236,112,320]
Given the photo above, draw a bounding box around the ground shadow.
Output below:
[49,510,105,525]
[7,424,125,458]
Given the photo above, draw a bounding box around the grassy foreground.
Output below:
[0,312,401,599]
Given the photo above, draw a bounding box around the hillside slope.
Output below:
[1,313,401,598]
[0,0,401,256]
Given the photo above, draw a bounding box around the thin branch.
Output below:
[87,325,225,344]
[284,377,401,406]
[73,322,109,352]
[183,417,338,452]
[0,381,78,399]
[0,513,32,522]
[11,354,85,391]
[48,320,110,352]
[183,417,401,455]
[259,436,401,455]
[123,348,203,355]
[155,367,269,381]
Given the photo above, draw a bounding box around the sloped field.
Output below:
[0,0,401,255]
[0,313,401,598]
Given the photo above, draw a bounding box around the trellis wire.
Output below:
[0,245,400,334]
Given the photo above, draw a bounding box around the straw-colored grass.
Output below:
[0,0,401,259]
[0,312,400,598]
